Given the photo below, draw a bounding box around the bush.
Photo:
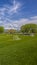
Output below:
[0,26,4,33]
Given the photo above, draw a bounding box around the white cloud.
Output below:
[30,16,37,20]
[8,1,21,15]
[0,0,37,30]
[0,0,21,26]
[13,16,37,29]
[0,0,21,17]
[0,16,37,30]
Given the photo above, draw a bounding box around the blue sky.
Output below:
[0,0,37,29]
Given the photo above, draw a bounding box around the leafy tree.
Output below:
[21,24,37,33]
[0,26,4,33]
[8,29,16,34]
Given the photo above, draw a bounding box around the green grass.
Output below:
[0,34,37,65]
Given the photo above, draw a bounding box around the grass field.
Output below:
[0,34,37,65]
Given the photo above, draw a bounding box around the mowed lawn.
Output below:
[0,34,37,65]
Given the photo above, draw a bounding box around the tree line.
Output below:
[0,24,37,34]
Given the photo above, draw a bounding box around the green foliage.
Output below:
[0,26,4,33]
[21,24,37,33]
